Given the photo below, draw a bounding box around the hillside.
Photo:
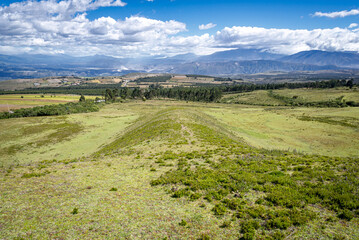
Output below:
[169,60,339,75]
[2,50,359,79]
[1,99,358,239]
[281,50,359,68]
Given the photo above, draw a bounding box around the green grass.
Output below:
[0,100,358,239]
[222,87,359,107]
[204,106,359,157]
[221,90,285,106]
[0,94,99,109]
[272,87,359,103]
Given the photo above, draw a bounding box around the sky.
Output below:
[0,0,359,57]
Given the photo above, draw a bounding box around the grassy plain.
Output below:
[222,87,359,106]
[0,94,98,112]
[0,98,358,239]
[204,106,359,157]
[272,87,359,102]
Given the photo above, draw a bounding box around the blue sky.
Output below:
[86,0,359,31]
[0,0,359,57]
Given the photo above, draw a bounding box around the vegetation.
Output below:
[0,84,358,239]
[0,100,102,119]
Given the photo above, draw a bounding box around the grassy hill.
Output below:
[1,100,358,239]
[222,87,359,107]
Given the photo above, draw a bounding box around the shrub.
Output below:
[212,204,227,216]
[179,219,187,226]
[266,216,291,230]
[220,220,232,228]
[71,208,78,215]
[338,209,354,221]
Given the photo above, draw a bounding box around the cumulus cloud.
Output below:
[0,0,190,56]
[214,26,359,54]
[199,23,217,30]
[349,23,358,29]
[313,9,359,18]
[1,0,359,57]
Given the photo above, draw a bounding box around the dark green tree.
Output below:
[79,94,86,102]
[346,79,354,89]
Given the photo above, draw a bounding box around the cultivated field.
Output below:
[1,98,358,239]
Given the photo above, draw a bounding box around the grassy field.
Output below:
[222,87,359,106]
[0,94,98,112]
[1,100,358,239]
[204,105,359,157]
[221,90,285,106]
[272,87,359,103]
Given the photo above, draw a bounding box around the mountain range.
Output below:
[1,49,359,79]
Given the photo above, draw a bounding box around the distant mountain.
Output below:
[280,50,359,68]
[1,49,359,80]
[168,60,339,75]
[198,49,283,62]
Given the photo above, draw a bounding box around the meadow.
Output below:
[0,94,97,112]
[0,89,358,239]
[222,87,359,107]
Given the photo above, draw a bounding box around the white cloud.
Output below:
[199,23,217,30]
[214,26,359,54]
[1,0,359,57]
[349,23,358,29]
[0,0,189,57]
[313,9,359,18]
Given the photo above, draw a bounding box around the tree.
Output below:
[79,94,86,102]
[105,89,114,102]
[346,79,354,89]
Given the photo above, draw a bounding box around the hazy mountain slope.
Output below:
[169,60,339,75]
[280,50,359,68]
[198,48,283,62]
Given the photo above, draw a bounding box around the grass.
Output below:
[222,87,359,107]
[0,94,99,111]
[221,90,285,106]
[204,105,359,157]
[0,104,138,167]
[0,100,358,239]
[272,87,359,103]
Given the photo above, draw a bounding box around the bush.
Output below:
[71,208,78,215]
[266,216,291,230]
[338,209,354,221]
[179,219,187,226]
[212,203,227,215]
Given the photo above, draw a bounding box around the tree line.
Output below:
[0,79,355,103]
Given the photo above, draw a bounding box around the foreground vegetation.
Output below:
[1,100,358,239]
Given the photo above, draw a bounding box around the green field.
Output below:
[222,87,359,106]
[0,94,98,111]
[1,98,358,239]
[272,88,359,103]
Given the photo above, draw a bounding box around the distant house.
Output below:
[33,83,40,86]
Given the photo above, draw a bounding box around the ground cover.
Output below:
[0,100,358,239]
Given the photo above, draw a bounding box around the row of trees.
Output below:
[102,85,223,103]
[221,79,354,93]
